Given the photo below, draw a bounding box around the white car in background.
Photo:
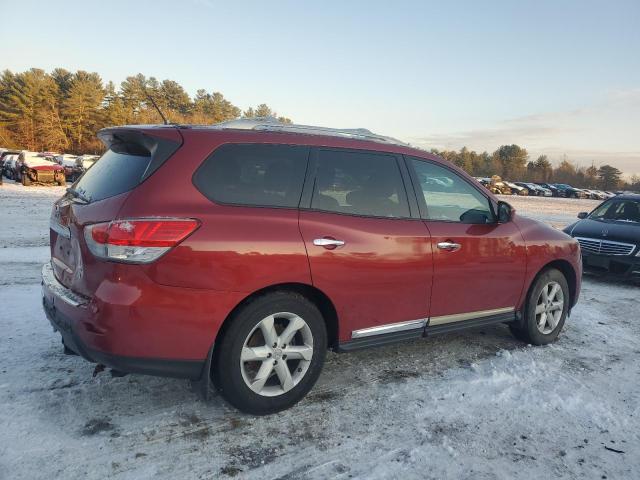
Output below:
[581,189,606,200]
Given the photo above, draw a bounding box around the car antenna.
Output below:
[144,87,169,125]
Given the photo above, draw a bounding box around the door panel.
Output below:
[299,211,433,341]
[299,147,433,343]
[405,155,527,320]
[425,221,526,318]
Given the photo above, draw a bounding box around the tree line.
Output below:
[431,145,638,192]
[1,68,637,191]
[0,68,290,154]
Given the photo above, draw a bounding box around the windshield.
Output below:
[589,199,640,223]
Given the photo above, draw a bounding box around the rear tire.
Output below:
[213,291,327,415]
[510,268,569,345]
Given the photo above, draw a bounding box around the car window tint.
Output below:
[193,144,309,208]
[311,149,409,218]
[591,200,640,222]
[74,150,152,202]
[410,158,493,223]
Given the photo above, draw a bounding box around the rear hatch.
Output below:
[49,127,183,295]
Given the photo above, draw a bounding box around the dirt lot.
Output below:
[0,183,638,480]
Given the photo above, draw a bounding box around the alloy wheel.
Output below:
[240,312,314,397]
[534,281,564,334]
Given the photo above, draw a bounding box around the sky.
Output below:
[1,0,639,175]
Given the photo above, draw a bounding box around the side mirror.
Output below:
[497,201,514,223]
[577,212,588,219]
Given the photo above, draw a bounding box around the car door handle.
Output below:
[313,237,345,249]
[437,241,461,252]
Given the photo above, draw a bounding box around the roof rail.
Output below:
[209,117,409,146]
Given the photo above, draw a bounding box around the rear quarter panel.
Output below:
[116,129,313,293]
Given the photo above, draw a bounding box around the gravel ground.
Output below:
[0,182,638,480]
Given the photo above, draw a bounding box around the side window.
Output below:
[193,144,309,208]
[410,158,494,223]
[311,149,410,218]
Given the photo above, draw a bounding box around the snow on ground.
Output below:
[1,182,639,479]
[507,194,602,228]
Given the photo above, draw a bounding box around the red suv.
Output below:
[42,119,582,414]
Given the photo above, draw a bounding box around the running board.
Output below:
[336,327,424,352]
[425,311,516,336]
[336,310,516,352]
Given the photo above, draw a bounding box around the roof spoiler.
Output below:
[97,127,183,181]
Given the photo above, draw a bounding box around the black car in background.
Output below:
[553,183,587,198]
[564,194,640,279]
[536,182,561,197]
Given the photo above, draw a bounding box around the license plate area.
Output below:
[585,255,610,269]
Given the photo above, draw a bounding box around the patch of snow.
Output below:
[0,182,638,479]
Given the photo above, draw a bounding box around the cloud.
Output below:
[406,88,640,176]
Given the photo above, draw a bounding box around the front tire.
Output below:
[213,291,327,415]
[510,268,569,345]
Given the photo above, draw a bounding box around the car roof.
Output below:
[613,193,640,200]
[99,120,448,166]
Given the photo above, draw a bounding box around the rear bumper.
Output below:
[42,294,204,378]
[41,262,242,379]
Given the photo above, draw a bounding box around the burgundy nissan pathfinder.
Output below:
[42,119,581,414]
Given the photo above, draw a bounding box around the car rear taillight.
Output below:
[84,218,200,264]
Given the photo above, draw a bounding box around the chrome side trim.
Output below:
[351,318,427,339]
[429,307,515,326]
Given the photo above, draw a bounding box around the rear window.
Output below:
[193,144,309,208]
[74,150,151,202]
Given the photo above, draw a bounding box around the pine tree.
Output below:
[492,145,528,179]
[62,71,105,152]
[597,165,622,191]
[534,155,552,182]
[0,67,289,151]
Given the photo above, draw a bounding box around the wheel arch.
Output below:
[526,259,578,310]
[214,282,340,351]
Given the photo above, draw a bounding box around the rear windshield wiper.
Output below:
[66,187,91,204]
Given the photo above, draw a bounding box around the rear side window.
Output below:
[74,150,151,202]
[193,144,309,208]
[310,149,410,218]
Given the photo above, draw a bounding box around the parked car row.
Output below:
[475,175,615,199]
[0,148,98,185]
[1,150,66,185]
